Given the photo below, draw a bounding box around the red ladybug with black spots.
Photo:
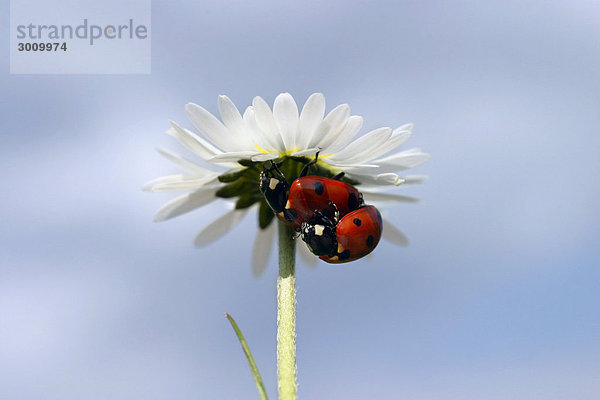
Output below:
[259,153,363,230]
[301,205,383,263]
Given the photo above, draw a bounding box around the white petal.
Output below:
[392,147,423,155]
[291,148,320,157]
[324,162,379,169]
[347,172,405,186]
[308,104,351,149]
[147,176,220,192]
[156,148,218,175]
[350,129,412,163]
[296,93,326,150]
[396,123,414,131]
[382,220,409,246]
[374,151,431,171]
[218,95,246,138]
[143,174,219,192]
[298,240,318,267]
[402,175,428,185]
[273,93,299,151]
[362,191,420,203]
[207,151,262,163]
[253,96,285,152]
[194,209,247,246]
[251,153,280,162]
[143,174,182,192]
[320,115,363,154]
[252,222,276,277]
[153,188,218,222]
[329,127,392,163]
[168,122,222,159]
[243,106,280,152]
[185,103,237,152]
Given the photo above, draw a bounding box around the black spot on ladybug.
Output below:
[376,210,382,224]
[284,208,298,222]
[366,235,374,248]
[314,181,324,195]
[353,218,362,226]
[339,249,351,261]
[348,193,358,209]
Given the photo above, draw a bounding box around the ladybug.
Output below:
[301,205,383,264]
[260,153,363,230]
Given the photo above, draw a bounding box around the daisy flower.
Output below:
[144,93,429,274]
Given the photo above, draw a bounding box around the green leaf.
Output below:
[258,200,275,229]
[225,313,269,400]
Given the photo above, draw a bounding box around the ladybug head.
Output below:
[259,169,289,213]
[300,221,337,257]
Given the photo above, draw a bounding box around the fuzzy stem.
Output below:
[277,222,297,400]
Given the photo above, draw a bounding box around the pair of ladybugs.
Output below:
[259,154,383,263]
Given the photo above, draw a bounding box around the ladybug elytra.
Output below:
[259,153,363,230]
[315,205,383,263]
[260,153,383,264]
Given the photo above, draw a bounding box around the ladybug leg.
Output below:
[260,161,290,213]
[268,161,289,186]
[358,192,365,207]
[261,161,290,191]
[312,209,336,228]
[300,151,320,177]
[328,241,339,258]
[328,200,340,223]
[332,171,345,181]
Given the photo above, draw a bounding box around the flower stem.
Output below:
[277,222,297,400]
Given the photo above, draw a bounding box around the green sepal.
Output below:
[216,180,254,198]
[341,175,360,186]
[235,194,261,209]
[258,200,275,229]
[284,155,360,184]
[237,159,255,167]
[218,169,247,183]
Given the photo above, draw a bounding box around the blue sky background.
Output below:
[1,1,599,399]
